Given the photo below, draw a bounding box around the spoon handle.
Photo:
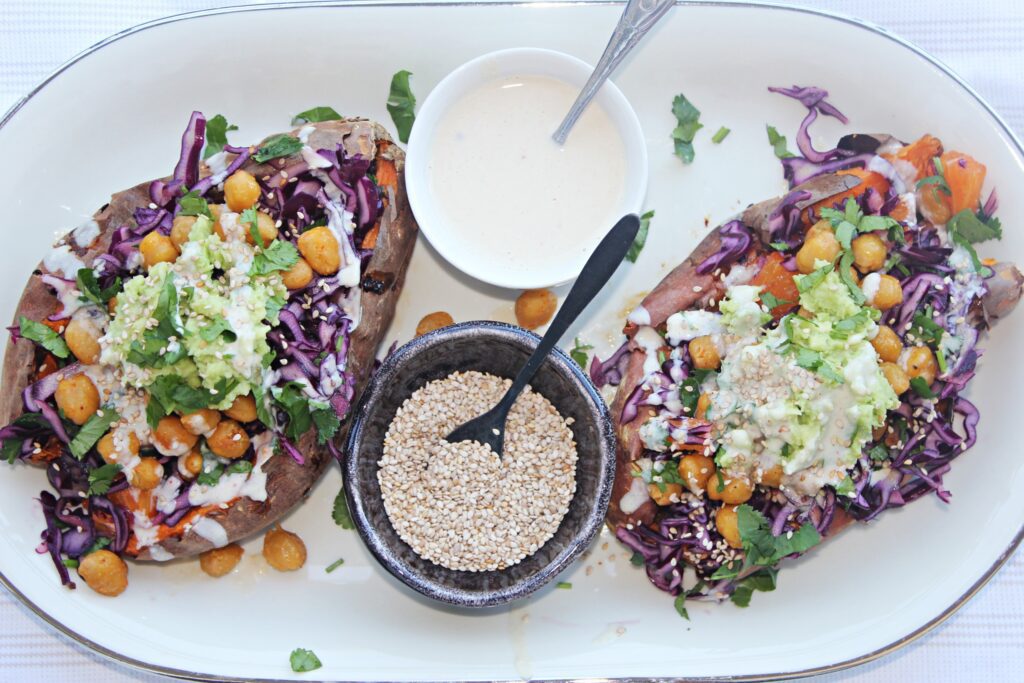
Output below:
[552,0,674,145]
[497,214,641,413]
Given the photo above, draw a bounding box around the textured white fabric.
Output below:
[0,1,1021,681]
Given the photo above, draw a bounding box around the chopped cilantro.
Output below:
[250,240,300,277]
[909,376,937,399]
[198,318,236,343]
[759,292,791,311]
[569,338,593,369]
[253,134,303,163]
[766,125,794,158]
[226,460,253,475]
[834,475,855,498]
[630,552,645,567]
[671,94,703,164]
[18,316,70,359]
[69,409,120,460]
[625,210,654,263]
[386,70,416,143]
[289,648,322,673]
[867,444,890,462]
[312,408,341,445]
[730,567,778,608]
[2,414,50,463]
[674,594,690,620]
[125,275,187,368]
[916,156,952,200]
[76,268,121,306]
[146,375,238,427]
[838,251,867,305]
[241,207,265,249]
[796,263,833,294]
[178,190,213,219]
[948,208,1002,244]
[203,114,238,160]
[679,377,702,416]
[292,106,343,126]
[87,462,121,496]
[909,306,944,346]
[332,487,354,529]
[197,462,225,486]
[769,241,791,251]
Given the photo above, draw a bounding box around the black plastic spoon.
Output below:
[445,213,641,455]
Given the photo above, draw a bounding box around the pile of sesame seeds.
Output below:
[378,371,578,572]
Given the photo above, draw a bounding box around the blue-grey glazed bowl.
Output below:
[344,320,616,607]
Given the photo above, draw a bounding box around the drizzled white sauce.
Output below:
[861,272,881,304]
[633,326,666,376]
[72,220,100,248]
[190,517,229,548]
[43,244,85,278]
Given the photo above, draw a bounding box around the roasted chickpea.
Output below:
[695,393,711,419]
[514,289,557,329]
[852,233,887,273]
[180,449,204,478]
[805,219,831,239]
[180,408,221,436]
[689,335,721,370]
[881,362,910,395]
[648,482,683,506]
[416,311,455,336]
[870,274,903,311]
[224,394,258,423]
[716,505,743,549]
[706,474,753,505]
[96,430,140,465]
[757,464,784,488]
[169,215,197,250]
[54,374,99,425]
[199,543,244,578]
[678,454,715,494]
[263,526,307,571]
[903,346,938,386]
[795,229,841,274]
[107,296,118,315]
[297,226,341,275]
[244,211,278,246]
[64,318,101,364]
[129,457,164,490]
[139,231,178,269]
[871,325,903,363]
[78,549,128,597]
[281,257,314,290]
[153,416,199,457]
[224,170,261,212]
[207,419,250,459]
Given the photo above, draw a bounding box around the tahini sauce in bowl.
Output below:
[406,48,648,289]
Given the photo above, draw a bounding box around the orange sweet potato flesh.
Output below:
[804,168,889,222]
[752,252,800,317]
[942,151,986,215]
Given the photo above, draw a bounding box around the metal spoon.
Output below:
[552,0,675,145]
[445,214,640,455]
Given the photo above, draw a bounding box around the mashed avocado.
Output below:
[100,215,286,408]
[707,267,899,495]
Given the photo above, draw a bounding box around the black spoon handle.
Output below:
[496,214,641,414]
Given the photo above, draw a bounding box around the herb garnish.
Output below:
[69,409,120,460]
[292,106,343,126]
[556,581,573,590]
[325,558,346,573]
[386,70,416,144]
[916,156,952,202]
[569,338,593,369]
[674,594,690,620]
[178,190,213,219]
[766,125,794,158]
[203,114,238,160]
[2,414,50,464]
[711,126,730,144]
[671,94,703,164]
[76,268,121,306]
[145,375,239,427]
[18,316,70,359]
[332,487,355,529]
[241,207,265,249]
[250,240,300,277]
[87,463,122,495]
[289,648,323,673]
[253,134,303,163]
[909,376,937,399]
[125,275,187,369]
[625,210,654,263]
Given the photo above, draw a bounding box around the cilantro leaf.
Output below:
[197,462,225,486]
[910,306,944,346]
[834,221,856,250]
[569,338,593,369]
[625,210,654,263]
[124,276,187,369]
[910,376,937,399]
[253,134,303,163]
[671,95,703,164]
[87,463,122,495]
[178,190,213,219]
[289,648,322,673]
[766,125,794,159]
[18,316,70,359]
[673,594,690,620]
[916,156,952,197]
[711,126,730,144]
[241,207,265,249]
[834,475,855,498]
[312,407,341,445]
[332,487,354,529]
[630,552,645,567]
[292,106,343,126]
[838,251,867,305]
[2,414,50,464]
[759,292,792,311]
[226,460,253,475]
[948,208,1002,244]
[386,70,416,144]
[250,240,300,276]
[730,567,778,608]
[736,504,821,567]
[76,268,121,306]
[795,263,833,294]
[146,376,237,427]
[198,318,236,343]
[769,241,791,251]
[867,444,890,462]
[272,383,314,441]
[203,114,238,159]
[69,409,120,460]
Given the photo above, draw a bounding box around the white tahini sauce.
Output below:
[428,74,627,283]
[190,517,229,548]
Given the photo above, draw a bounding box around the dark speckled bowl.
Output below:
[344,320,616,607]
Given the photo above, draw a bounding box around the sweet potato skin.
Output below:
[0,119,418,561]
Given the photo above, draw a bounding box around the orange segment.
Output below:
[883,134,943,181]
[941,151,986,215]
[752,252,800,318]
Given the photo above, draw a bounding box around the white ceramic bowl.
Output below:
[405,47,648,290]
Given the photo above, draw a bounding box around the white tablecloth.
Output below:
[0,1,1021,680]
